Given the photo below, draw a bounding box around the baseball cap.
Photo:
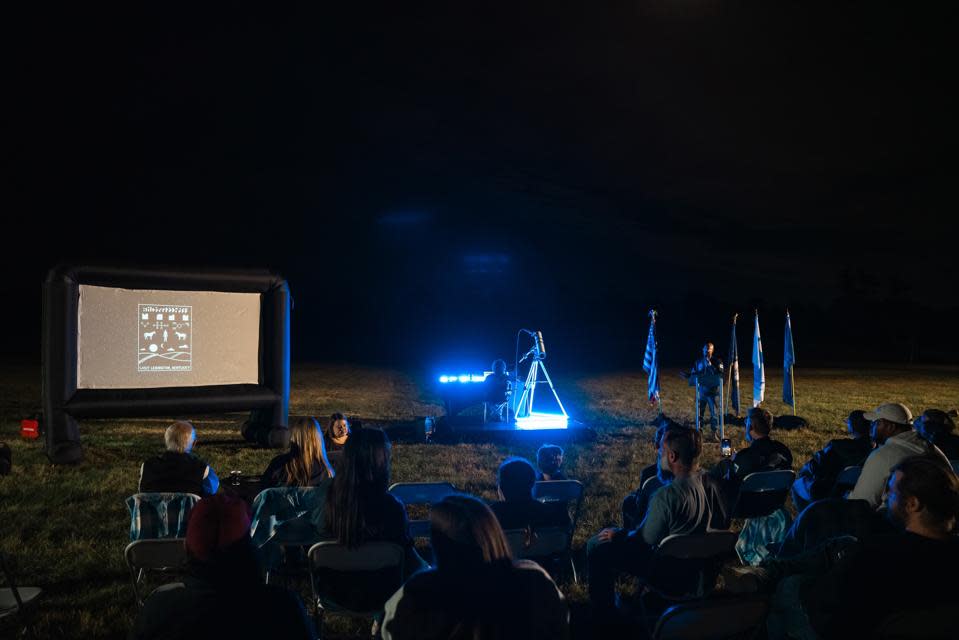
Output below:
[185,494,251,562]
[863,402,913,426]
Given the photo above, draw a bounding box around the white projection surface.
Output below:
[77,285,261,389]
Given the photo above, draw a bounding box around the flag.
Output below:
[727,316,741,415]
[643,311,660,402]
[752,311,765,407]
[784,311,796,406]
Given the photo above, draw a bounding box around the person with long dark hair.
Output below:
[261,416,335,488]
[381,495,569,640]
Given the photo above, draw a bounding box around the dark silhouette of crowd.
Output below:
[129,399,959,640]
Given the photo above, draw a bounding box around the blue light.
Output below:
[439,375,450,383]
[515,412,569,430]
[439,372,489,384]
[458,374,470,383]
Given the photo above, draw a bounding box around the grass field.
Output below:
[1,362,957,638]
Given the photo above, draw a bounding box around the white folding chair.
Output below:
[388,482,459,539]
[124,538,188,607]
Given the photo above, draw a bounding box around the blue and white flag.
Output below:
[727,316,741,415]
[752,311,765,407]
[643,311,660,402]
[783,311,796,406]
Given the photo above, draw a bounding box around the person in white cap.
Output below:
[848,402,949,507]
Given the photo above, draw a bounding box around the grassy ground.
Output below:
[1,362,957,638]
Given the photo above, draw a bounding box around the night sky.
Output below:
[6,3,958,370]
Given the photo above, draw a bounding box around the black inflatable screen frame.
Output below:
[42,265,291,464]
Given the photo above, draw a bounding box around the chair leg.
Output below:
[569,555,578,584]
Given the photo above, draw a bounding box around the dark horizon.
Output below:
[5,3,958,369]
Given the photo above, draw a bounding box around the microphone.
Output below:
[536,331,547,358]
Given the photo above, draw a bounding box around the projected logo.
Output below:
[138,305,192,372]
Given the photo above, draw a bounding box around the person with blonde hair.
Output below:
[139,420,219,495]
[261,416,335,488]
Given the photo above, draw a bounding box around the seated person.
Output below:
[791,409,874,511]
[382,495,568,640]
[490,457,571,532]
[588,426,730,618]
[715,406,793,503]
[536,444,567,481]
[139,420,219,496]
[261,416,335,488]
[484,359,511,421]
[322,412,351,471]
[849,402,950,508]
[621,420,680,530]
[131,494,315,640]
[723,456,959,640]
[775,497,896,559]
[915,408,959,460]
[322,427,426,578]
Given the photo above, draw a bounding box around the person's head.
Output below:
[284,416,334,485]
[327,412,351,445]
[165,420,196,453]
[185,494,261,584]
[885,456,959,538]
[846,410,871,439]
[430,495,513,573]
[914,409,956,442]
[703,342,714,358]
[745,407,773,442]
[497,457,537,502]
[326,427,392,548]
[658,426,701,482]
[536,444,564,477]
[864,402,913,445]
[492,359,507,376]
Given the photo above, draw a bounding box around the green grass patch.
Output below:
[1,362,956,638]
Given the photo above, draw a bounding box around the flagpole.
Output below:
[650,308,662,417]
[725,312,738,417]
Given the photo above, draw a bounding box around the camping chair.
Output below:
[731,470,796,519]
[833,465,863,497]
[307,541,405,637]
[388,482,459,539]
[125,492,201,541]
[124,538,188,607]
[1,553,42,638]
[637,531,740,636]
[652,596,770,640]
[250,485,327,547]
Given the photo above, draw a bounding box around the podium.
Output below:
[687,372,725,439]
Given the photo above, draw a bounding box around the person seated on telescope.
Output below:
[680,342,724,437]
[484,359,511,422]
[490,457,570,532]
[139,420,219,496]
[791,409,874,512]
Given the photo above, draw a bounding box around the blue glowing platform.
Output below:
[428,414,595,445]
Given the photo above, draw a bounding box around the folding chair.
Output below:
[652,595,769,640]
[125,538,188,607]
[125,492,201,541]
[731,470,796,519]
[833,465,863,497]
[1,553,42,638]
[307,541,405,637]
[263,514,322,585]
[388,482,459,539]
[529,479,586,582]
[638,531,740,636]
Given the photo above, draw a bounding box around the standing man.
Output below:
[682,342,724,438]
